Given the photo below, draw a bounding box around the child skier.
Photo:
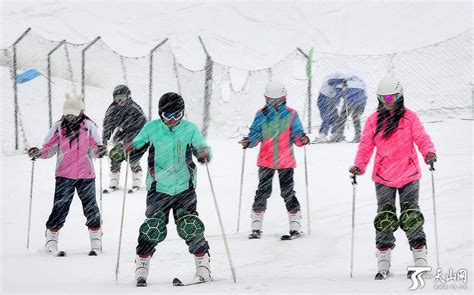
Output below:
[27,93,107,256]
[349,76,437,280]
[102,85,147,192]
[128,92,212,287]
[239,81,310,240]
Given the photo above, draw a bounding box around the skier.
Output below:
[313,73,342,143]
[102,85,147,192]
[27,93,107,256]
[349,76,437,280]
[329,73,368,143]
[239,81,310,240]
[127,92,212,287]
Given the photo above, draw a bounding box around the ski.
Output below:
[103,186,119,194]
[48,250,66,257]
[128,186,140,194]
[172,277,206,286]
[281,230,302,240]
[374,271,390,280]
[248,230,262,239]
[88,250,98,256]
[136,278,147,287]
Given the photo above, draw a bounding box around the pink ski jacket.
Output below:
[354,108,436,188]
[39,119,102,179]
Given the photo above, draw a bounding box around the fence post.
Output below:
[148,38,169,120]
[12,27,31,150]
[47,40,66,128]
[297,47,313,134]
[81,36,101,109]
[198,36,213,138]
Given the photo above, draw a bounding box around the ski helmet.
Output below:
[377,76,403,96]
[264,81,287,99]
[113,85,131,99]
[158,92,185,114]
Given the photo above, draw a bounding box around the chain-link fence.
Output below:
[1,28,472,152]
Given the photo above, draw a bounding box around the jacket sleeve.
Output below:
[191,125,212,161]
[132,122,150,150]
[248,111,264,148]
[39,123,60,159]
[411,112,436,157]
[291,112,306,147]
[102,104,116,144]
[87,121,103,158]
[354,115,376,174]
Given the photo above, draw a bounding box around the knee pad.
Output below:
[176,209,205,242]
[139,211,167,243]
[374,204,399,233]
[109,145,125,162]
[399,202,424,233]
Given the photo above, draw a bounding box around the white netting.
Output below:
[1,29,472,152]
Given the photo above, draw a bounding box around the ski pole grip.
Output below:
[430,162,435,172]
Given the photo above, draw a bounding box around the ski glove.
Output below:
[239,137,249,149]
[27,147,40,159]
[97,145,107,158]
[300,135,310,145]
[424,152,437,165]
[349,165,362,175]
[197,149,210,164]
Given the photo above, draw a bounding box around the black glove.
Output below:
[349,166,362,175]
[27,147,40,159]
[239,137,249,149]
[197,149,210,164]
[97,145,107,158]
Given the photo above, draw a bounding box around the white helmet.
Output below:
[264,81,287,98]
[377,76,403,96]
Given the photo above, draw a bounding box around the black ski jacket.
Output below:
[102,99,147,145]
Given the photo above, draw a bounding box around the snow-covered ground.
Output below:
[2,114,473,294]
[1,1,473,294]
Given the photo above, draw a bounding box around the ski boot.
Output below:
[281,210,302,240]
[45,228,60,254]
[312,134,329,144]
[374,247,391,280]
[248,210,264,239]
[407,245,428,279]
[109,172,120,190]
[88,227,102,256]
[135,254,151,287]
[194,252,212,282]
[131,169,143,191]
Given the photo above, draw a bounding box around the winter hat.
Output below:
[113,85,131,98]
[63,93,84,116]
[158,92,185,114]
[264,81,287,99]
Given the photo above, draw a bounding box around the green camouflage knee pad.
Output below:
[374,204,399,233]
[175,209,205,242]
[399,202,424,233]
[139,211,167,243]
[109,144,125,162]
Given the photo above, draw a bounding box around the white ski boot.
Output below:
[88,227,102,255]
[45,228,59,254]
[132,170,143,189]
[375,248,391,280]
[194,253,211,282]
[109,172,120,189]
[135,255,151,287]
[407,245,429,278]
[288,210,302,237]
[312,134,328,143]
[249,210,264,239]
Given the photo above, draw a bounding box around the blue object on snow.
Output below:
[16,69,41,84]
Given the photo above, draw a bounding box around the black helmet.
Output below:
[113,85,131,98]
[158,92,185,114]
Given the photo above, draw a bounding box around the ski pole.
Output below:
[99,158,103,225]
[350,173,357,278]
[115,153,130,283]
[236,149,246,233]
[430,163,440,269]
[205,163,237,283]
[304,145,311,235]
[26,159,35,250]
